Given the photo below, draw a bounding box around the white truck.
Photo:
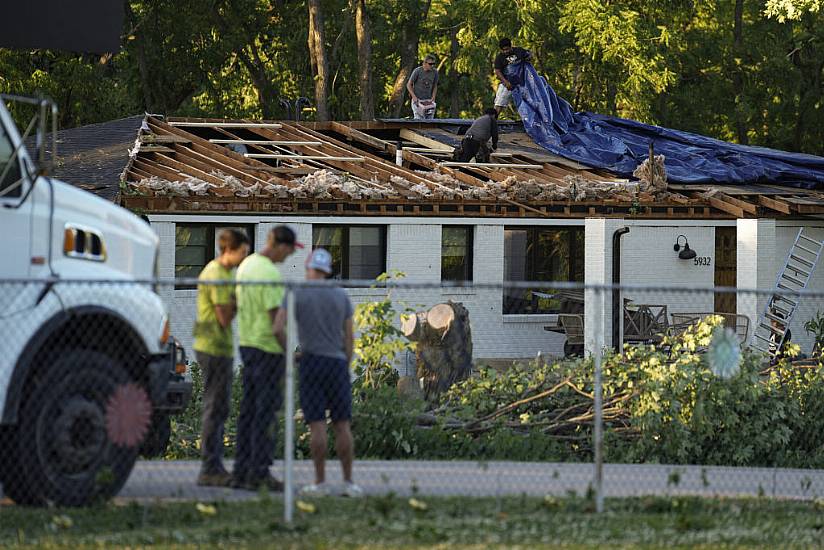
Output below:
[0,95,191,506]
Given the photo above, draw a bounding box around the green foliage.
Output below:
[352,270,412,391]
[360,316,824,467]
[765,0,823,22]
[803,311,824,355]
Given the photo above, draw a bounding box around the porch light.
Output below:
[673,234,697,260]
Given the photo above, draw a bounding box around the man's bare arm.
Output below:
[344,317,354,364]
[271,307,287,350]
[406,78,417,103]
[214,303,235,329]
[495,68,511,89]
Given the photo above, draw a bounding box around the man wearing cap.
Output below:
[232,225,301,491]
[275,248,361,497]
[193,228,250,487]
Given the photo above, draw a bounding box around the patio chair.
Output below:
[624,304,669,344]
[558,313,585,357]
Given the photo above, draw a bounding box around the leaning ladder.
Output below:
[751,228,824,359]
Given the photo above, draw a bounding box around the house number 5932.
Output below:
[694,256,711,266]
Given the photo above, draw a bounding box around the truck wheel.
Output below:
[140,413,171,458]
[1,350,140,506]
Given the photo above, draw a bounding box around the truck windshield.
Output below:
[0,121,23,198]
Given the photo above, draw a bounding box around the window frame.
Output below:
[312,224,387,283]
[441,225,474,283]
[503,225,585,315]
[0,119,24,200]
[174,223,254,289]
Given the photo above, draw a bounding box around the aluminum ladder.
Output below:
[751,228,824,359]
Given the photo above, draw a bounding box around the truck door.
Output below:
[0,117,32,274]
[0,114,34,313]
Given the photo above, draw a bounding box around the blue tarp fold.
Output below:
[508,62,824,189]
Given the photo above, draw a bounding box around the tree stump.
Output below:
[401,301,472,401]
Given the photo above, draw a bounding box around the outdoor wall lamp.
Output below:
[673,234,697,260]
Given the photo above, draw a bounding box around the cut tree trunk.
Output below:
[402,301,472,401]
[308,0,331,121]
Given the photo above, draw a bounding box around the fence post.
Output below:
[283,287,296,523]
[592,290,605,513]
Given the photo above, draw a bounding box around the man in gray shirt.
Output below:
[274,248,361,497]
[406,54,439,119]
[454,108,499,163]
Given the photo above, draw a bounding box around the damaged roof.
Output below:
[118,116,824,218]
[44,115,145,201]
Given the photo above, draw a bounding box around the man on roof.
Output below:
[453,108,498,163]
[406,54,439,120]
[494,37,531,115]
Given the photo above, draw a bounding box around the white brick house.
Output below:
[49,115,824,363]
[148,213,824,362]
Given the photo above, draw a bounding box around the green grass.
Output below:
[2,495,824,548]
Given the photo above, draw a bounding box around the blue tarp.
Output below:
[508,61,824,189]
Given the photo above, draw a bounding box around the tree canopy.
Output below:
[1,0,823,156]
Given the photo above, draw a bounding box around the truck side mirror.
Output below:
[35,98,58,176]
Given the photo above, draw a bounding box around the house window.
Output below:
[175,224,254,288]
[312,225,386,281]
[504,226,584,314]
[442,226,473,282]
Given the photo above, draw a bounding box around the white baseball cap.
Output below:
[306,248,333,274]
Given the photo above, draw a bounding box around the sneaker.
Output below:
[197,470,232,487]
[299,482,331,497]
[341,482,364,498]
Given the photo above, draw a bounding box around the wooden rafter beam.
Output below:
[440,162,543,169]
[169,121,282,129]
[327,121,390,152]
[714,191,758,215]
[757,195,792,214]
[209,139,323,146]
[692,192,744,217]
[244,153,366,162]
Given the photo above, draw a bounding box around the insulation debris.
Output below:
[632,154,668,194]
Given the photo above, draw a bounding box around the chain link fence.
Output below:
[1,278,824,518]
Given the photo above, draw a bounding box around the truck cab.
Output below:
[0,96,191,506]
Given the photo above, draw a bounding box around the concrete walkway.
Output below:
[117,459,824,502]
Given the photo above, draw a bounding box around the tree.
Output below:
[351,0,375,120]
[387,0,432,117]
[307,0,331,121]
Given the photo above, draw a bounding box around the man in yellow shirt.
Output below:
[193,229,250,486]
[232,225,301,491]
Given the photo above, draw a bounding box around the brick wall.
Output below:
[152,216,824,364]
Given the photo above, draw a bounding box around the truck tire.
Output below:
[140,413,171,458]
[0,349,140,506]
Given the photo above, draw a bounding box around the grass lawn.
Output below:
[1,495,824,548]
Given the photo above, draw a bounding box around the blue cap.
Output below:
[307,248,333,274]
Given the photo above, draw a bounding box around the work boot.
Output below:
[255,473,284,492]
[197,470,232,487]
